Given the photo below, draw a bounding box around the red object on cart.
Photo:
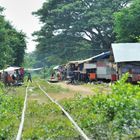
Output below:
[89,73,96,80]
[111,74,117,81]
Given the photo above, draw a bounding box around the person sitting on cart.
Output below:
[56,70,61,81]
[51,72,55,79]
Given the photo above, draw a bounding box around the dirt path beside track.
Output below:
[56,82,93,94]
[48,82,95,101]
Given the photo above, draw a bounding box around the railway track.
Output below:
[16,82,90,140]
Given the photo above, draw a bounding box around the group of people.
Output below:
[50,68,67,81]
[51,64,93,84]
[0,68,32,86]
[1,68,24,86]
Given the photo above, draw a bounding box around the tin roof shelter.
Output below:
[112,43,140,63]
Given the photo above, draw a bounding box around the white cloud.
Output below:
[0,0,45,52]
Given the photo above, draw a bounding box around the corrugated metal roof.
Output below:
[82,51,110,62]
[112,43,140,63]
[68,51,110,65]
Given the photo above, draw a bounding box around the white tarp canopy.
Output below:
[4,66,20,74]
[4,66,20,71]
[112,43,140,63]
[24,68,43,71]
[53,65,60,70]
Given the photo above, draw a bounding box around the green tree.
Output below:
[23,53,36,68]
[114,0,140,42]
[0,11,13,68]
[33,0,131,65]
[0,7,26,68]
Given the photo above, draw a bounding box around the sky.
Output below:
[0,0,45,53]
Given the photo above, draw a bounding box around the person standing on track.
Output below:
[27,73,32,82]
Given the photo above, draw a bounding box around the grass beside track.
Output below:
[22,81,79,139]
[0,84,25,139]
[2,77,139,140]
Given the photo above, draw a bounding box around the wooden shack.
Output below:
[67,51,116,82]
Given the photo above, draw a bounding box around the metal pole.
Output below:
[44,67,45,79]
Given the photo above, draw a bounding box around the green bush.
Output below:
[0,84,23,139]
[62,74,140,139]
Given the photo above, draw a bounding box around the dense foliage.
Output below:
[62,74,140,139]
[33,0,131,66]
[114,0,140,42]
[0,7,26,68]
[0,83,24,139]
[23,53,36,68]
[115,0,140,42]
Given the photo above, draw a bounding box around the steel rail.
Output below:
[38,84,90,140]
[16,84,29,140]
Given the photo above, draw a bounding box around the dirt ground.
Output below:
[47,82,96,101]
[27,81,111,102]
